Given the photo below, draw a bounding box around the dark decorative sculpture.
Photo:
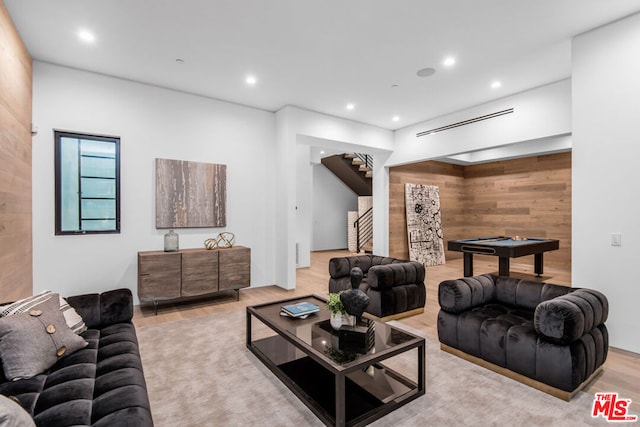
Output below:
[340,267,370,321]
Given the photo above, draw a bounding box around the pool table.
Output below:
[447,236,559,277]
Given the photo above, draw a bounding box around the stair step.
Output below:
[343,153,356,159]
[352,159,364,166]
[359,166,372,172]
[365,171,373,178]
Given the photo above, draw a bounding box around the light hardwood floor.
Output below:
[133,250,640,413]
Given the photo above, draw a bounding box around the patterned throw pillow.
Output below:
[0,295,88,381]
[0,290,87,334]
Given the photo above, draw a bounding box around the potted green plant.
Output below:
[327,292,346,330]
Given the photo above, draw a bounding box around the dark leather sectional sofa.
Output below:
[437,274,608,400]
[0,289,153,426]
[329,255,426,319]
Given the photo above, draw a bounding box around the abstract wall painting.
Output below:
[155,158,226,228]
[405,183,445,266]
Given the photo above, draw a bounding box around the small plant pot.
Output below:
[330,312,343,330]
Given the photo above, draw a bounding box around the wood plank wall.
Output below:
[389,161,466,261]
[0,1,33,301]
[389,152,571,271]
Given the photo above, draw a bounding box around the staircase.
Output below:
[320,153,372,196]
[321,153,374,253]
[354,207,373,253]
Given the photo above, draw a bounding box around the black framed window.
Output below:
[55,131,120,235]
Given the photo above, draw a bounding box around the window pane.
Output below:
[81,177,115,198]
[81,139,116,158]
[60,137,79,231]
[81,199,115,220]
[81,219,116,231]
[81,156,116,178]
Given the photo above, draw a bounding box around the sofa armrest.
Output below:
[66,288,134,329]
[367,262,425,290]
[438,274,496,313]
[534,288,608,344]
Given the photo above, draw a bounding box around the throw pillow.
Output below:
[0,395,35,427]
[0,295,88,381]
[0,290,87,334]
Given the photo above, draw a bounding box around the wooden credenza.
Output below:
[138,246,250,312]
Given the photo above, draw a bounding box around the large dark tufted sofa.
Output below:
[329,255,426,319]
[0,289,153,426]
[437,274,608,400]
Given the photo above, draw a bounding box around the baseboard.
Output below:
[367,307,424,322]
[440,343,603,401]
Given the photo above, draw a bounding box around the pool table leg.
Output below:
[463,253,474,277]
[534,253,543,277]
[498,257,510,276]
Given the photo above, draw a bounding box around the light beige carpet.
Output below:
[137,310,605,426]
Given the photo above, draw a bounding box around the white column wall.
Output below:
[32,62,277,303]
[572,13,640,353]
[295,144,312,267]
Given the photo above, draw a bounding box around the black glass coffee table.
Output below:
[246,295,425,427]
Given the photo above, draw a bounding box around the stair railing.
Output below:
[354,207,373,253]
[353,153,374,170]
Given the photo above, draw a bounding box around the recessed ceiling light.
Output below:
[392,116,400,122]
[491,81,502,89]
[416,67,436,77]
[320,150,325,155]
[77,29,95,43]
[346,103,355,111]
[245,75,257,86]
[443,57,456,67]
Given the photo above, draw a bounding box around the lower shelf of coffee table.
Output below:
[280,357,383,422]
[250,334,419,426]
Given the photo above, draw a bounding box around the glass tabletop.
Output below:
[248,295,420,367]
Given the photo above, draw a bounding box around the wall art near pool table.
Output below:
[155,158,226,228]
[405,183,445,266]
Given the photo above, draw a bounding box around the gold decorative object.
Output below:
[204,238,217,250]
[204,232,235,250]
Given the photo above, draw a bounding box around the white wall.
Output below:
[572,13,640,353]
[312,164,358,251]
[275,106,394,289]
[388,79,572,167]
[32,62,277,303]
[295,144,312,267]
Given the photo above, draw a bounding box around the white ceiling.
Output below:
[6,0,640,130]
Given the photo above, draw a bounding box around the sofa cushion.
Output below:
[0,296,88,381]
[494,276,572,310]
[66,289,134,330]
[328,255,404,278]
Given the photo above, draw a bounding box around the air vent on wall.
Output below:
[416,108,514,138]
